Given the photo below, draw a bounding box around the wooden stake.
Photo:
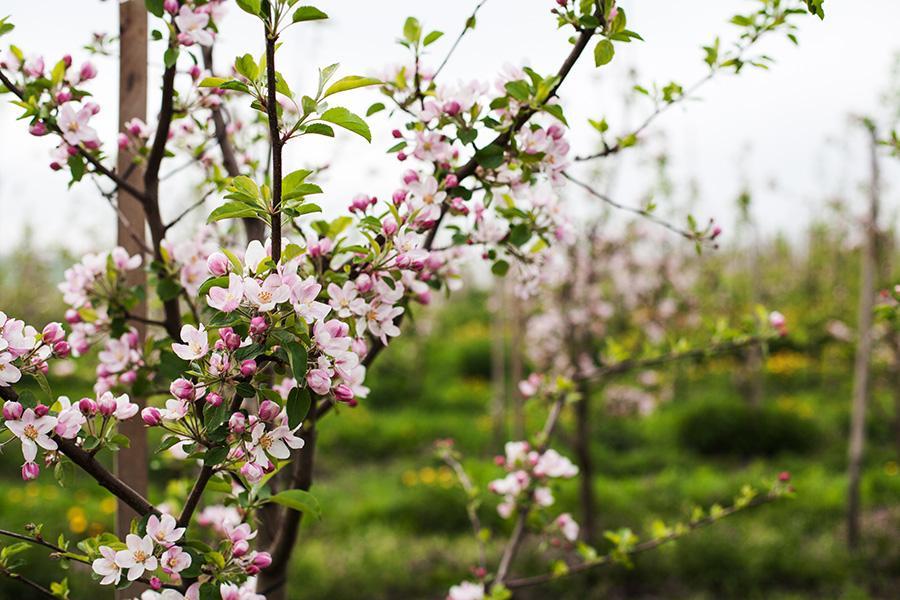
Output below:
[115,1,149,589]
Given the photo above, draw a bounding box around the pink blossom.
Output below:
[115,534,158,581]
[161,545,192,575]
[174,6,214,47]
[21,461,40,481]
[147,513,186,546]
[172,324,209,361]
[207,273,244,313]
[57,103,101,148]
[307,368,331,395]
[243,274,291,312]
[207,252,230,276]
[5,408,57,462]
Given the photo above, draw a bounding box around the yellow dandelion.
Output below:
[100,498,117,515]
[419,467,437,485]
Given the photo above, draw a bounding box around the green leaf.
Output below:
[505,80,531,102]
[594,39,615,67]
[286,387,311,429]
[145,0,164,18]
[319,107,371,142]
[423,31,444,46]
[164,47,179,69]
[492,260,510,277]
[474,144,505,170]
[157,278,182,302]
[323,76,382,98]
[236,0,262,17]
[282,169,312,192]
[204,445,229,466]
[208,202,262,223]
[366,102,385,116]
[542,103,568,126]
[403,17,422,44]
[286,341,308,382]
[235,54,258,81]
[305,123,335,137]
[198,276,230,296]
[268,489,321,520]
[199,77,228,88]
[293,6,328,23]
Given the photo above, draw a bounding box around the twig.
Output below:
[0,565,57,600]
[433,0,491,80]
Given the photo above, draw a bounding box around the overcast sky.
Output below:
[0,0,898,255]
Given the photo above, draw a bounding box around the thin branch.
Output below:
[562,171,708,243]
[164,188,215,231]
[0,528,88,564]
[433,0,491,80]
[505,491,781,589]
[0,565,57,600]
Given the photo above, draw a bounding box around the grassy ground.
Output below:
[1,294,899,599]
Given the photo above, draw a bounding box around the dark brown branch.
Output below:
[265,29,283,263]
[0,565,57,600]
[433,0,491,79]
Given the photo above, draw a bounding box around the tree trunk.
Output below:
[574,379,596,543]
[115,3,148,598]
[490,285,507,445]
[847,123,881,550]
[508,281,525,439]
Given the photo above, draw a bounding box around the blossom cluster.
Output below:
[0,312,69,387]
[488,441,579,519]
[2,391,137,480]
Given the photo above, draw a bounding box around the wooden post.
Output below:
[115,0,149,588]
[846,122,881,550]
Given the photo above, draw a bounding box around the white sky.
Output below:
[0,0,898,255]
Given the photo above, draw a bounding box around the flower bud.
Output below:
[240,359,257,378]
[98,395,116,417]
[53,341,71,358]
[190,65,202,80]
[442,100,461,116]
[251,552,272,569]
[258,400,280,422]
[120,370,138,385]
[41,322,65,344]
[240,461,264,483]
[443,174,459,189]
[21,462,40,481]
[778,471,791,482]
[224,332,242,351]
[29,121,48,136]
[164,0,179,14]
[249,316,268,336]
[232,539,250,557]
[397,152,407,162]
[382,217,399,237]
[3,401,24,421]
[34,404,50,417]
[150,576,162,591]
[206,392,224,407]
[55,90,72,104]
[79,62,98,82]
[391,129,403,138]
[391,190,407,206]
[62,54,73,68]
[170,378,195,401]
[78,398,98,416]
[402,170,419,185]
[64,309,81,324]
[229,412,247,434]
[207,252,230,276]
[333,384,354,404]
[141,407,162,426]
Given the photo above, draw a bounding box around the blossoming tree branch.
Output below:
[0,0,825,598]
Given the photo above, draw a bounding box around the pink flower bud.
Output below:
[397,152,407,162]
[232,539,250,557]
[120,370,138,384]
[249,316,268,336]
[78,398,98,416]
[150,576,162,591]
[21,462,40,481]
[444,174,459,189]
[42,322,65,344]
[711,225,723,240]
[392,129,403,138]
[402,170,419,185]
[207,252,230,276]
[251,552,272,569]
[118,133,129,150]
[62,54,73,68]
[33,404,49,417]
[164,0,179,14]
[355,274,374,294]
[98,395,116,417]
[779,471,791,482]
[84,101,100,116]
[382,217,399,237]
[29,122,48,136]
[229,412,247,434]
[240,461,264,483]
[547,124,565,140]
[391,190,407,206]
[170,378,196,400]
[306,369,331,396]
[64,309,81,324]
[177,32,195,47]
[141,407,162,426]
[79,62,98,82]
[351,337,368,359]
[190,65,202,80]
[53,341,71,358]
[125,331,139,348]
[240,359,257,377]
[3,401,24,421]
[55,91,72,104]
[443,100,461,116]
[258,400,280,422]
[333,384,354,404]
[225,332,242,351]
[206,392,223,407]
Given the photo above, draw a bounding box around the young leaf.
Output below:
[207,202,263,223]
[323,76,382,98]
[293,6,328,23]
[286,387,311,429]
[319,107,371,142]
[268,489,321,520]
[423,31,444,46]
[594,39,615,67]
[236,0,262,17]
